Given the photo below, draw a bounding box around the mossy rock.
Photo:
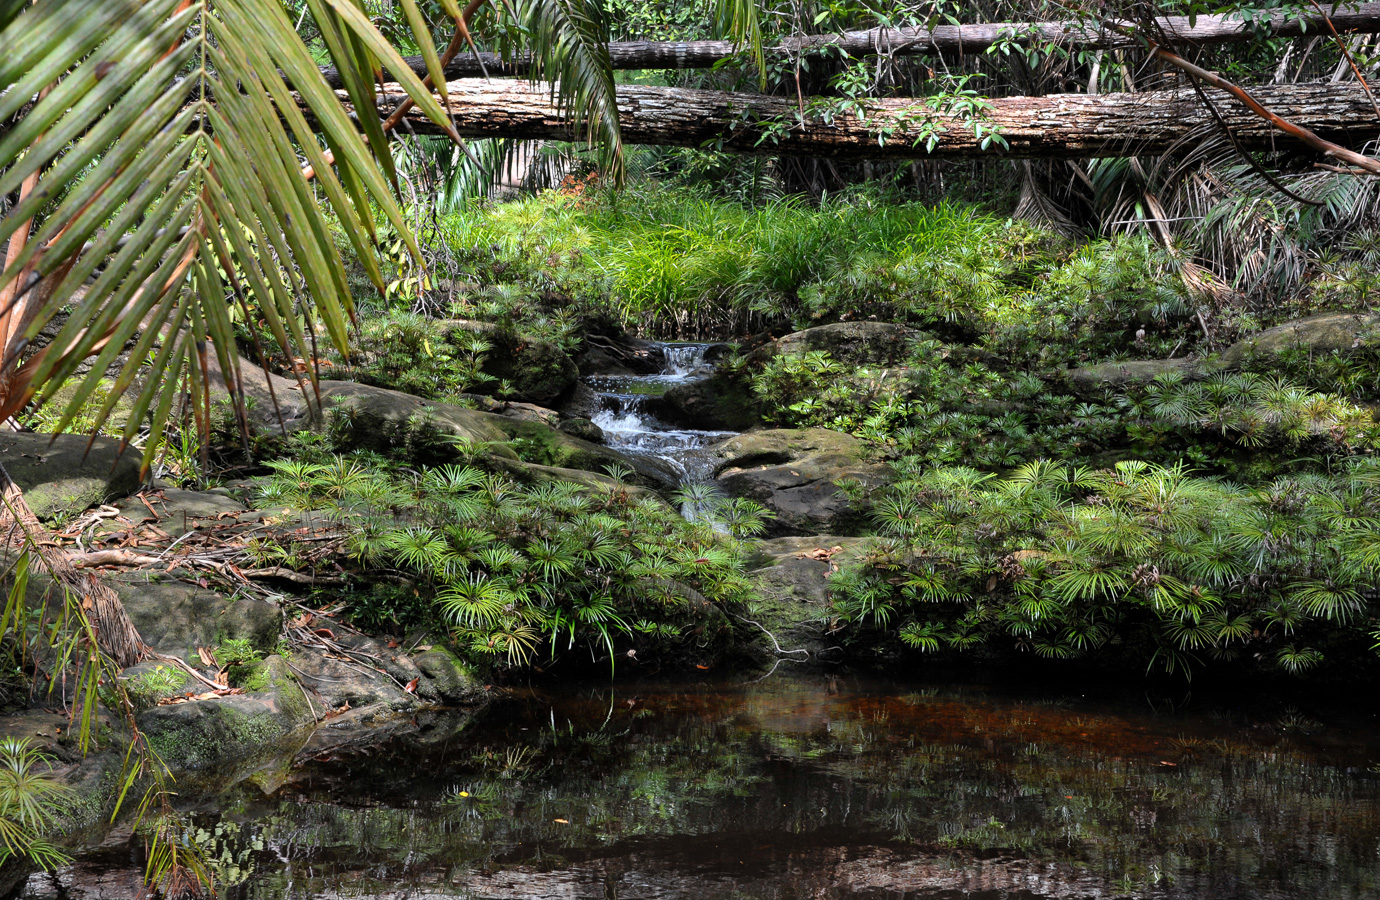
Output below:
[0,432,141,522]
[487,457,669,506]
[657,371,761,431]
[114,579,280,659]
[744,535,869,657]
[1064,357,1206,396]
[1220,312,1380,368]
[316,381,518,462]
[440,320,579,406]
[768,322,923,366]
[139,656,311,788]
[495,419,677,489]
[413,647,482,705]
[557,417,604,443]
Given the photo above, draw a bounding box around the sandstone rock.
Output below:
[767,322,921,366]
[0,433,141,522]
[557,417,604,443]
[1065,357,1204,395]
[1220,312,1380,368]
[711,429,890,536]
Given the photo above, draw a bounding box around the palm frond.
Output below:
[0,0,464,468]
[508,0,623,181]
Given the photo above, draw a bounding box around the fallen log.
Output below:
[339,79,1380,160]
[324,4,1380,84]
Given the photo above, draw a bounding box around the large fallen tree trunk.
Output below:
[342,80,1380,160]
[326,5,1380,85]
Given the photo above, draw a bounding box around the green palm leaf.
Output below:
[0,0,622,469]
[509,0,623,181]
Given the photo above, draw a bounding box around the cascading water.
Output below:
[588,342,734,503]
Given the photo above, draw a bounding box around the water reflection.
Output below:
[33,674,1380,899]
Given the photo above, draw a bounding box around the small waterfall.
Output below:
[661,343,708,377]
[588,342,734,497]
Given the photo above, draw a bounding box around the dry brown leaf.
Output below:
[197,647,217,667]
[404,678,419,694]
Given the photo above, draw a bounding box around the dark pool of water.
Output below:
[33,672,1380,899]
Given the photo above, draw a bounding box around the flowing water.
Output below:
[32,673,1380,900]
[587,342,735,489]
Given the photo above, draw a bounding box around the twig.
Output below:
[731,614,810,657]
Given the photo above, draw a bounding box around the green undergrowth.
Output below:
[751,339,1379,478]
[254,451,766,674]
[831,460,1380,680]
[353,185,1323,359]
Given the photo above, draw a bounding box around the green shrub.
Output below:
[832,460,1380,678]
[256,457,763,671]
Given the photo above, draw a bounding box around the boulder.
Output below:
[114,578,282,658]
[747,536,869,606]
[766,322,921,366]
[575,334,664,376]
[558,417,604,443]
[137,655,313,791]
[102,488,246,539]
[487,458,670,506]
[711,429,890,536]
[745,536,869,658]
[558,381,602,420]
[1065,357,1204,395]
[1220,312,1380,368]
[0,432,141,522]
[656,373,761,431]
[492,400,561,427]
[498,418,677,490]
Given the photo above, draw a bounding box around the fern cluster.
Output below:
[326,311,494,401]
[833,460,1380,678]
[258,455,757,672]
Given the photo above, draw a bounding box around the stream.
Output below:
[586,342,734,490]
[27,347,1380,899]
[33,673,1380,899]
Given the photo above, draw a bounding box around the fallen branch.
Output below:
[335,79,1380,161]
[319,4,1380,84]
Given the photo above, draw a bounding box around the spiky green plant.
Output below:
[834,459,1380,679]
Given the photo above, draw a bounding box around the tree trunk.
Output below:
[0,461,148,669]
[326,5,1380,84]
[343,80,1380,161]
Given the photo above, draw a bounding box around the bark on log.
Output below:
[344,80,1380,160]
[326,5,1380,85]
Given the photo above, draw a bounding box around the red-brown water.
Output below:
[29,672,1380,899]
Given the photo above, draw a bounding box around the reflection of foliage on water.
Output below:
[204,683,1380,898]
